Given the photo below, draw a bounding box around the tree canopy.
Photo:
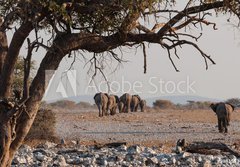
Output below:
[0,0,240,166]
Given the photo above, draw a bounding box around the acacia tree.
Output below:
[0,0,239,166]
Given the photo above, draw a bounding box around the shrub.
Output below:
[49,100,76,109]
[153,99,174,109]
[184,101,212,110]
[76,101,93,109]
[225,98,240,106]
[26,109,57,141]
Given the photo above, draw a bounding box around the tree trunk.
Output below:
[0,22,33,98]
[0,33,70,166]
[0,108,15,167]
[0,31,124,166]
[0,30,8,76]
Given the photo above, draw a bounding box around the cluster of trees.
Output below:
[48,100,94,109]
[153,98,240,110]
[0,0,239,166]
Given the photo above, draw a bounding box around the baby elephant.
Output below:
[210,102,235,133]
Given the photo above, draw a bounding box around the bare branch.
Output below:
[142,43,147,74]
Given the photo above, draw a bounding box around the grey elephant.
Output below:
[94,92,109,117]
[131,95,141,112]
[210,102,235,133]
[107,95,119,115]
[139,99,146,112]
[119,93,132,113]
[118,101,124,113]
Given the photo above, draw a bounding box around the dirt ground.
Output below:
[55,108,240,151]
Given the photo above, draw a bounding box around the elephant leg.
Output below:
[127,101,131,113]
[113,106,117,115]
[223,118,228,133]
[134,104,138,112]
[130,106,134,112]
[227,112,231,126]
[128,105,131,113]
[105,108,109,116]
[218,118,223,133]
[103,106,107,116]
[123,105,126,113]
[98,105,102,117]
[130,103,134,112]
[126,104,129,113]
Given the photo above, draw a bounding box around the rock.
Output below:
[108,161,115,166]
[18,145,32,155]
[186,157,195,166]
[127,145,142,154]
[118,145,127,151]
[212,157,221,165]
[181,152,191,158]
[96,157,108,166]
[206,155,214,161]
[124,153,135,162]
[145,157,159,165]
[203,160,212,167]
[25,155,33,164]
[54,155,67,166]
[12,156,27,164]
[229,155,237,164]
[70,140,77,145]
[176,146,183,154]
[172,157,177,165]
[196,156,202,163]
[144,147,157,156]
[33,148,51,156]
[34,152,46,162]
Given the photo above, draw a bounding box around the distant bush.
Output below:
[49,100,76,109]
[76,101,93,109]
[183,101,212,110]
[153,99,175,109]
[152,99,213,110]
[225,98,240,106]
[26,109,56,141]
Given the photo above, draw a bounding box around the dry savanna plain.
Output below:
[54,108,240,153]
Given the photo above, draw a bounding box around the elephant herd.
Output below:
[93,93,235,134]
[93,93,146,117]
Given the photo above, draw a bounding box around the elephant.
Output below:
[118,101,124,113]
[119,93,132,113]
[107,95,119,115]
[93,92,109,117]
[210,102,235,133]
[131,95,141,112]
[139,99,146,112]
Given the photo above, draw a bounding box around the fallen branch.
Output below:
[176,139,240,158]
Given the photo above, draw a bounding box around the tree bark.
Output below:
[0,33,71,166]
[0,27,8,76]
[0,22,33,98]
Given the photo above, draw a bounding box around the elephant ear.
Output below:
[226,103,235,111]
[93,93,98,100]
[134,95,141,101]
[210,103,217,112]
[104,93,110,99]
[114,95,120,103]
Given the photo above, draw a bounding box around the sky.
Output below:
[12,3,240,102]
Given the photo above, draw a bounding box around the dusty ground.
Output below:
[55,109,240,150]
